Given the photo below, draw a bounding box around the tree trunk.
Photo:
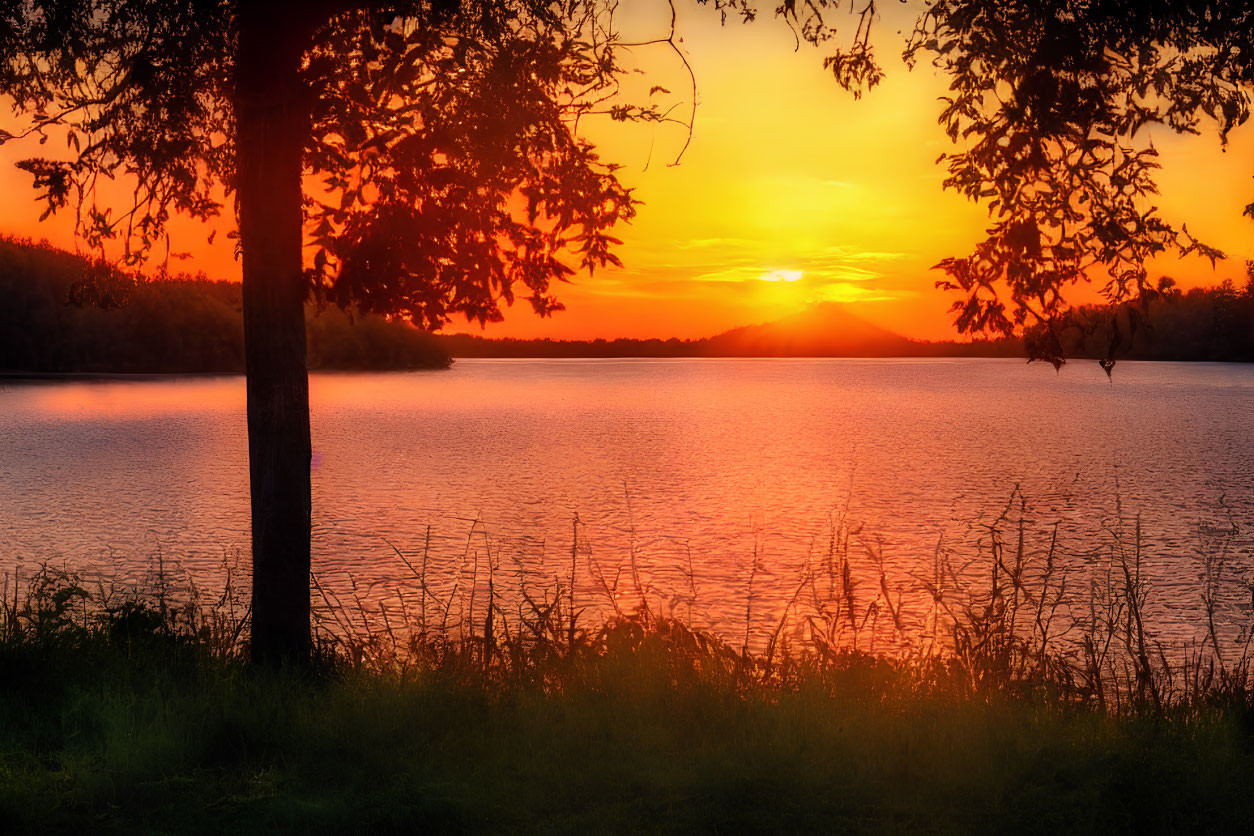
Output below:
[236,2,313,666]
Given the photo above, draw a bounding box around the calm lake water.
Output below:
[3,358,1253,650]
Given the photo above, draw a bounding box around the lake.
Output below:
[3,358,1253,653]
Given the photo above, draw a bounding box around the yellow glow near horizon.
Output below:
[500,0,1253,340]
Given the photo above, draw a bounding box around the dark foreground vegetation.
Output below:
[0,237,450,374]
[6,528,1254,835]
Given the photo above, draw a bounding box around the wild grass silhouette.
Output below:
[5,494,1254,831]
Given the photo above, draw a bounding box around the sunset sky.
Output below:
[1,0,1251,341]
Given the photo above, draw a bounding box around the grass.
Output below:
[4,565,1254,834]
[6,487,1254,832]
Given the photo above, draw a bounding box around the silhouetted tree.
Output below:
[908,0,1253,369]
[0,0,878,664]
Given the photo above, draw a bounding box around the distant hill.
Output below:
[699,303,916,356]
[0,236,450,374]
[438,304,1021,359]
[439,285,1254,363]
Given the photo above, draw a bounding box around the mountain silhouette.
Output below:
[698,302,915,357]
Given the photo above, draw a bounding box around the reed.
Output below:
[4,560,1254,833]
[7,497,1254,832]
[5,489,1254,714]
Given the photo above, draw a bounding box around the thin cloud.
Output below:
[690,266,765,283]
[815,282,902,303]
[677,237,755,250]
[819,266,882,283]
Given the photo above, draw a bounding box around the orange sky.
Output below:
[1,0,1251,341]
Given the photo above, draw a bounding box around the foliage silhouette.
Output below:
[909,0,1254,370]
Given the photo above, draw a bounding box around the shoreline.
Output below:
[4,356,1254,379]
[0,364,453,381]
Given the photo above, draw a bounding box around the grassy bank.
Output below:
[4,570,1254,834]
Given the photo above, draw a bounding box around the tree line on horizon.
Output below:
[442,281,1254,362]
[0,237,450,374]
[6,235,1254,368]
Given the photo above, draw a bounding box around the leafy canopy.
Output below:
[909,0,1254,367]
[1,0,885,331]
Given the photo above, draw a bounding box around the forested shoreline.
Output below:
[5,236,1254,370]
[0,237,451,374]
[438,279,1254,363]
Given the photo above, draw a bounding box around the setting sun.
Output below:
[758,269,804,283]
